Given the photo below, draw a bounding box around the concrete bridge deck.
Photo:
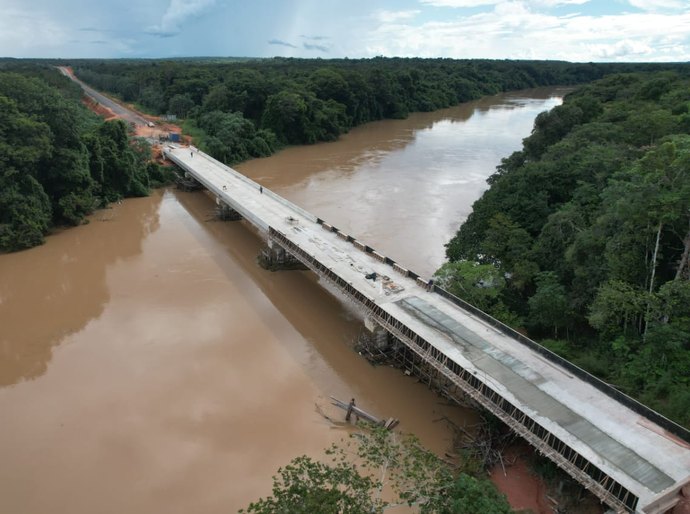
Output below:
[164,144,690,513]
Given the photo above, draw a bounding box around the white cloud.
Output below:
[530,0,590,5]
[627,0,686,11]
[0,7,67,56]
[361,3,690,62]
[375,10,421,23]
[0,7,137,58]
[148,0,216,37]
[419,0,589,7]
[587,39,652,58]
[1,0,689,61]
[420,0,499,6]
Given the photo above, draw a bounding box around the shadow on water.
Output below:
[172,189,366,377]
[0,192,163,387]
[170,188,480,457]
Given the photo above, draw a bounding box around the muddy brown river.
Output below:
[0,88,566,513]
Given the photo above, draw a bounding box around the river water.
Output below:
[0,88,566,514]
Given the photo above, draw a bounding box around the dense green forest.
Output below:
[70,57,686,165]
[0,65,166,252]
[438,71,690,427]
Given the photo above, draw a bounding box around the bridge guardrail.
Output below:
[169,145,689,444]
[432,284,690,444]
[311,210,690,443]
[268,225,638,512]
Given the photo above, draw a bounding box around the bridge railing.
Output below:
[431,284,690,444]
[315,220,425,281]
[170,145,689,445]
[268,226,638,513]
[313,215,690,444]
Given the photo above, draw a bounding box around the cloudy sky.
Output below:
[1,0,688,61]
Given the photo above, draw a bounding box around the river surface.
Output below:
[0,87,566,514]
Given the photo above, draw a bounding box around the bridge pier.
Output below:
[177,172,203,191]
[215,199,242,221]
[364,315,390,350]
[356,315,392,357]
[258,241,308,271]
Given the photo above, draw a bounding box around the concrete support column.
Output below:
[176,173,202,191]
[215,199,242,221]
[363,315,390,350]
[258,241,307,271]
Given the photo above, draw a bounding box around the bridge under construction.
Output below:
[164,144,690,514]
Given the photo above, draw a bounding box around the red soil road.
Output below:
[59,66,184,142]
[490,444,553,514]
[82,97,117,121]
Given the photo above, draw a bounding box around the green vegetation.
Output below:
[240,425,511,514]
[0,66,162,252]
[439,71,690,426]
[70,58,685,166]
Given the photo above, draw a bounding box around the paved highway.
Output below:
[58,66,151,127]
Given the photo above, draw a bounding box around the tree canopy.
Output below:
[0,66,154,252]
[69,57,689,165]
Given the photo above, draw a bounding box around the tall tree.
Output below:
[528,272,572,337]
